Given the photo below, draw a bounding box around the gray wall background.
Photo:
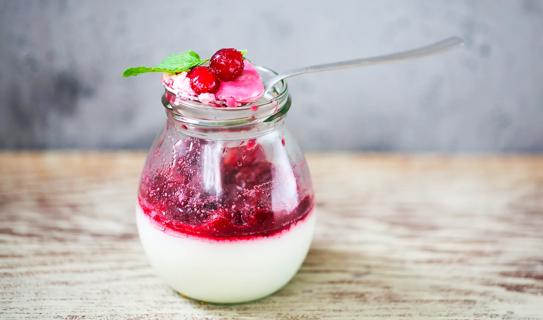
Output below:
[1,0,542,152]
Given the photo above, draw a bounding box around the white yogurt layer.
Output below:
[136,205,315,304]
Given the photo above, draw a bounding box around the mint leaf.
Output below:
[122,50,206,77]
[122,67,170,77]
[240,49,248,57]
[156,50,203,70]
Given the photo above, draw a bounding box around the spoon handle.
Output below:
[265,36,464,90]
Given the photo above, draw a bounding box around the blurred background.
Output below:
[1,0,542,152]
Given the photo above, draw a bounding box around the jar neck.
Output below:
[165,107,287,140]
[162,93,291,140]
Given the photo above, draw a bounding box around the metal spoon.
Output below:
[265,36,464,93]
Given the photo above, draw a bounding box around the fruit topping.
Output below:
[187,66,220,94]
[210,48,245,81]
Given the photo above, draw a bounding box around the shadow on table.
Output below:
[183,245,387,318]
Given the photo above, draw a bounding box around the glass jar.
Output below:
[135,66,315,304]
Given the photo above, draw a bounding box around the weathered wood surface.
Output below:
[1,152,542,319]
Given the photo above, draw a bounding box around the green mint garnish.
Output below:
[122,50,206,77]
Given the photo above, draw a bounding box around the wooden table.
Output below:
[1,152,542,319]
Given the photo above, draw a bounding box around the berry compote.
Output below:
[138,136,313,240]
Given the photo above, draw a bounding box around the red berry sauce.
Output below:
[138,138,313,241]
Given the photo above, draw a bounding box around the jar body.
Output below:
[136,113,315,303]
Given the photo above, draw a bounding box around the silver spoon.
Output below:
[265,36,464,93]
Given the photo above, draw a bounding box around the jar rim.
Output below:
[162,65,290,127]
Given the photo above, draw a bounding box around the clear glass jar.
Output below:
[135,66,315,304]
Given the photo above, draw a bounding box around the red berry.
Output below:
[187,66,220,94]
[209,48,244,81]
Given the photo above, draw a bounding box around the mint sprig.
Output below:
[122,50,207,77]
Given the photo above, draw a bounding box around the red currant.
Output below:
[209,48,244,81]
[187,66,220,94]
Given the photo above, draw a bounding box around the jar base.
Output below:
[173,283,286,305]
[136,205,316,304]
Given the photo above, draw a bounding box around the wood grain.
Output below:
[1,152,542,319]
